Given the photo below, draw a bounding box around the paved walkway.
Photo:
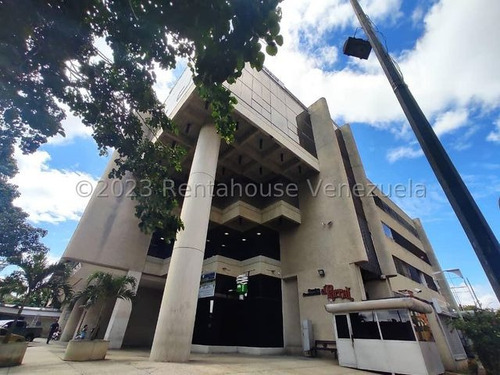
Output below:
[0,339,373,375]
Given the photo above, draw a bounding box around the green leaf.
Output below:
[275,35,284,46]
[266,44,278,56]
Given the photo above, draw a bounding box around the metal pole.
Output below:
[349,0,500,301]
[465,277,482,308]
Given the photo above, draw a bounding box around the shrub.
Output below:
[451,309,500,375]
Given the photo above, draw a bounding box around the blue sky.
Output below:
[9,0,500,307]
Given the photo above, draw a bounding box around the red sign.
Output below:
[321,284,354,301]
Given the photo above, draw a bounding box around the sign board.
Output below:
[302,284,354,302]
[198,272,216,298]
[236,273,249,300]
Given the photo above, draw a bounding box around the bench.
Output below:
[312,340,337,358]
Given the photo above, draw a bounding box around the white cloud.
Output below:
[46,253,62,265]
[432,109,469,137]
[266,0,500,136]
[153,61,186,103]
[11,149,97,224]
[411,5,425,27]
[450,282,500,310]
[486,117,500,143]
[399,0,500,120]
[386,145,423,163]
[48,110,93,146]
[451,125,478,151]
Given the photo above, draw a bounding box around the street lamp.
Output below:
[346,0,500,301]
[433,269,482,310]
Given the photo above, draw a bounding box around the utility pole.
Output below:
[348,0,500,300]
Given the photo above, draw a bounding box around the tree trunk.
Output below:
[91,302,107,340]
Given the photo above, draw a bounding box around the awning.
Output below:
[325,297,433,314]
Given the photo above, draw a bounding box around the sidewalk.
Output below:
[0,339,372,375]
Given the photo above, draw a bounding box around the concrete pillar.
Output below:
[57,304,72,328]
[60,298,85,342]
[150,124,220,362]
[104,270,141,348]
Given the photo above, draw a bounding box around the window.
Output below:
[393,256,437,292]
[335,315,350,339]
[423,274,439,292]
[374,195,420,238]
[382,222,393,239]
[377,309,416,341]
[408,266,421,283]
[383,222,430,264]
[394,257,410,279]
[411,311,435,342]
[350,312,380,339]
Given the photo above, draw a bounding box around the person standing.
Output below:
[46,320,59,344]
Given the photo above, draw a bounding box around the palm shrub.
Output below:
[71,272,136,340]
[451,309,500,375]
[0,250,71,343]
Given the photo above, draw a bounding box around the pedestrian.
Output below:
[75,324,88,340]
[46,320,59,344]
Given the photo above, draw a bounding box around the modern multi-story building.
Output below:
[59,66,467,372]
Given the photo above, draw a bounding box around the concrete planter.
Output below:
[63,339,109,361]
[0,342,29,367]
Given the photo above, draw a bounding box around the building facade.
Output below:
[60,66,467,371]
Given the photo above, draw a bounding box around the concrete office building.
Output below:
[60,66,467,371]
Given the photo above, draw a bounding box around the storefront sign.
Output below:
[303,284,354,301]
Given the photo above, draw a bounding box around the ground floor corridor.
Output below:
[1,339,373,375]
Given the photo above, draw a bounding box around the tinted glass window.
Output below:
[377,309,415,341]
[350,312,380,340]
[423,274,438,292]
[408,266,422,283]
[335,315,350,339]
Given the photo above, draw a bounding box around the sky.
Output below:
[8,0,500,308]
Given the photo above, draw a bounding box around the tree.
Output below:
[0,250,71,343]
[71,271,136,340]
[0,133,47,260]
[0,0,284,241]
[451,309,500,375]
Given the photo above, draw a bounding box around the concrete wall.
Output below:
[280,98,368,345]
[339,125,397,280]
[122,286,162,347]
[62,158,152,272]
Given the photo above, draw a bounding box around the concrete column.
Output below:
[60,298,85,342]
[104,270,141,348]
[150,124,220,362]
[57,305,72,328]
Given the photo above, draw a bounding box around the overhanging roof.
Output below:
[325,297,433,314]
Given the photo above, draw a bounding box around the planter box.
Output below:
[0,342,29,367]
[63,339,109,361]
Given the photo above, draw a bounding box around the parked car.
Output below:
[0,320,42,342]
